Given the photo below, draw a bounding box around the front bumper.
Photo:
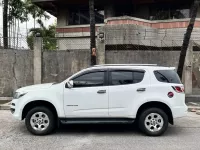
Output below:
[10,99,22,120]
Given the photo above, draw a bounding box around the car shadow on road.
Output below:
[55,123,141,135]
[18,121,181,136]
[54,123,180,136]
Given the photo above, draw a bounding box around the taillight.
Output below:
[172,86,184,93]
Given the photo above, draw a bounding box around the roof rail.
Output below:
[93,64,158,67]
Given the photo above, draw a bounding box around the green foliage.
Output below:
[27,25,57,50]
[7,0,53,50]
[24,0,50,20]
[8,0,27,23]
[8,0,49,25]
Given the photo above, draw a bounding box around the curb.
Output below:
[0,102,11,110]
[188,106,200,112]
[0,97,12,101]
[186,95,200,103]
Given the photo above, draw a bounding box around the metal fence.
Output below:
[105,28,200,40]
[0,36,91,51]
[0,37,31,50]
[105,40,183,51]
[104,27,200,51]
[1,28,200,51]
[0,36,194,51]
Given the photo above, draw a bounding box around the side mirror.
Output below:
[66,80,74,88]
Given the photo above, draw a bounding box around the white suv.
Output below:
[11,64,187,136]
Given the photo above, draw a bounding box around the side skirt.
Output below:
[59,118,135,124]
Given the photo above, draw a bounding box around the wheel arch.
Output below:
[136,101,173,125]
[22,100,58,120]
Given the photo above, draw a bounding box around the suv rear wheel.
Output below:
[138,108,168,136]
[25,106,56,135]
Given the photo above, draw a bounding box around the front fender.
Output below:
[19,90,65,118]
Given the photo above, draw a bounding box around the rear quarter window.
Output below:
[154,70,181,84]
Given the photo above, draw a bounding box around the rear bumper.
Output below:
[172,105,188,118]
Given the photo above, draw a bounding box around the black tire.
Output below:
[25,106,56,135]
[138,108,168,136]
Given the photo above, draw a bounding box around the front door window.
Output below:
[73,72,105,88]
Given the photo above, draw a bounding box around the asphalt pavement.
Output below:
[1,110,200,150]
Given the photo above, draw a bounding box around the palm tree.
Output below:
[177,0,200,79]
[27,25,56,50]
[3,0,8,48]
[89,0,96,65]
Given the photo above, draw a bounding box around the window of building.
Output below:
[150,4,190,20]
[115,4,133,17]
[69,9,104,25]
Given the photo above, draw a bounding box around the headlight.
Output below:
[13,92,27,99]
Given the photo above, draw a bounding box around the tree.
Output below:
[27,25,57,50]
[2,0,50,49]
[89,0,96,66]
[24,0,50,28]
[177,0,200,79]
[8,0,28,23]
[8,0,28,48]
[3,0,8,48]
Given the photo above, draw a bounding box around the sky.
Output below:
[0,3,56,37]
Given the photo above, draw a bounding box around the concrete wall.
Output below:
[0,49,90,97]
[192,51,200,89]
[106,50,180,68]
[103,24,184,48]
[104,24,159,46]
[0,48,196,97]
[159,28,200,40]
[57,38,90,50]
[42,50,90,83]
[0,50,33,97]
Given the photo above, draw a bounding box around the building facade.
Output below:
[32,0,200,50]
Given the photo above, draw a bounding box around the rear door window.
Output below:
[110,70,145,86]
[154,70,181,84]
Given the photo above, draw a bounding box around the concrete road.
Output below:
[1,111,200,150]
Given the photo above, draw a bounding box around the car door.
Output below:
[108,69,146,117]
[64,70,109,117]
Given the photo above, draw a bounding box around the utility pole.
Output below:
[89,0,96,66]
[177,0,200,79]
[3,0,8,49]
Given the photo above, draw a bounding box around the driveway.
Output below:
[0,110,200,150]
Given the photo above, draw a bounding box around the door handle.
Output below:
[137,88,146,92]
[97,90,106,94]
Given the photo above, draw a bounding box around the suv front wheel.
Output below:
[138,108,168,136]
[25,106,56,135]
